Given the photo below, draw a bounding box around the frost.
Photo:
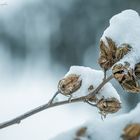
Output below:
[101,9,140,68]
[62,66,121,102]
[51,103,140,140]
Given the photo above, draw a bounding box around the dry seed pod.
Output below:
[112,63,140,93]
[98,37,132,71]
[135,63,140,79]
[58,74,82,95]
[74,127,87,140]
[76,127,87,137]
[121,77,140,93]
[112,63,125,82]
[97,97,121,117]
[121,123,140,140]
[98,37,117,70]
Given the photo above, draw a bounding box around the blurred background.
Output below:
[0,0,140,139]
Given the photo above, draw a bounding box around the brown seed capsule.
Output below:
[121,77,140,93]
[98,37,117,70]
[76,127,87,137]
[121,123,140,140]
[112,63,140,93]
[135,63,140,79]
[98,37,132,71]
[74,127,87,140]
[97,97,121,116]
[112,63,125,82]
[58,74,82,95]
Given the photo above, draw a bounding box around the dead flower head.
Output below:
[98,37,117,70]
[58,74,82,96]
[98,37,131,70]
[96,97,121,118]
[121,123,140,140]
[112,63,140,93]
[76,127,87,137]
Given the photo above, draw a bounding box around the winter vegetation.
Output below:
[51,9,140,140]
[1,9,140,140]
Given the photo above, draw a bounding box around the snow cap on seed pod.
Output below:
[101,10,140,71]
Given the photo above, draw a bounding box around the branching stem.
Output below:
[0,74,114,130]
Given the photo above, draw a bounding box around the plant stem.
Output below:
[0,75,113,130]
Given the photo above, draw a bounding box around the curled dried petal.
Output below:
[58,74,82,95]
[106,37,117,57]
[115,44,132,60]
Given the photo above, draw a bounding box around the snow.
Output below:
[101,9,140,68]
[51,103,140,140]
[62,66,121,102]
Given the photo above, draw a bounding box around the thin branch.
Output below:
[87,74,114,99]
[103,69,107,81]
[85,100,97,107]
[0,75,114,130]
[48,91,60,105]
[0,96,86,129]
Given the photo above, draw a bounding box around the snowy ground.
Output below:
[51,103,140,140]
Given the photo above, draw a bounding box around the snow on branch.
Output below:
[99,9,140,93]
[0,66,121,129]
[101,9,140,68]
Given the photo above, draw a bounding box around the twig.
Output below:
[48,91,60,105]
[0,75,114,130]
[103,69,107,81]
[87,74,113,99]
[0,96,86,129]
[85,100,97,107]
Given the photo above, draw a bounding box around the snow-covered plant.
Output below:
[0,9,140,140]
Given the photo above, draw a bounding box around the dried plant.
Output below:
[76,127,87,137]
[58,74,82,96]
[121,123,140,140]
[98,37,117,70]
[96,97,121,118]
[115,44,131,60]
[98,37,131,71]
[135,62,140,79]
[112,63,140,93]
[0,35,138,133]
